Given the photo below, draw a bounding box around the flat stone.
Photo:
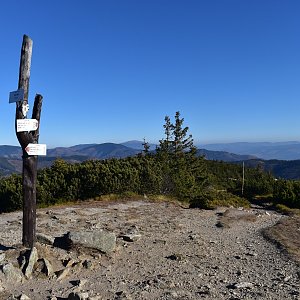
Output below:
[36,233,55,245]
[19,294,31,300]
[122,233,141,242]
[245,252,257,257]
[25,247,38,279]
[56,267,70,281]
[233,282,254,289]
[1,263,23,282]
[67,230,116,253]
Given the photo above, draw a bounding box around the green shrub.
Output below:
[273,179,300,208]
[0,174,22,213]
[189,190,250,209]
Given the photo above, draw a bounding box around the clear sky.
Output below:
[1,0,300,147]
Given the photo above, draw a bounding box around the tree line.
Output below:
[0,112,298,213]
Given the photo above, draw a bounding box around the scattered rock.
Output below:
[82,260,93,269]
[0,202,298,300]
[290,290,300,296]
[120,225,142,242]
[25,247,38,279]
[70,279,87,288]
[1,263,23,282]
[67,230,116,253]
[245,252,257,257]
[19,294,31,300]
[7,295,18,300]
[32,259,46,278]
[43,258,53,277]
[88,296,102,300]
[166,254,184,261]
[0,253,5,263]
[216,221,227,228]
[115,291,132,299]
[230,282,254,289]
[64,258,76,268]
[197,285,211,295]
[67,291,89,300]
[283,275,292,282]
[0,282,4,292]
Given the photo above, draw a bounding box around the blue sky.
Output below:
[1,1,300,147]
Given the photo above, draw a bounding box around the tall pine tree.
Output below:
[156,111,207,199]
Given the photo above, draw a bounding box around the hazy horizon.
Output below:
[1,1,299,148]
[2,139,300,149]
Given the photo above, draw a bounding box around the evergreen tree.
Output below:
[142,137,150,155]
[155,111,207,199]
[173,111,194,155]
[157,115,174,155]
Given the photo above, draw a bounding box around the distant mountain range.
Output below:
[0,141,254,176]
[197,149,256,162]
[201,141,300,160]
[1,141,300,179]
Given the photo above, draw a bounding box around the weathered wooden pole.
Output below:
[15,34,43,248]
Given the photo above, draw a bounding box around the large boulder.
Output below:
[1,263,23,282]
[66,230,116,253]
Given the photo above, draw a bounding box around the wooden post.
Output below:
[241,161,245,196]
[15,35,43,248]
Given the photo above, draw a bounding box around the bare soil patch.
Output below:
[264,214,300,264]
[216,208,257,228]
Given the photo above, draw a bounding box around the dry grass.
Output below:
[263,214,300,264]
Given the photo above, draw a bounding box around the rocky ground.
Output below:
[0,199,299,300]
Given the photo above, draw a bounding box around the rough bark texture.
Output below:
[16,35,43,248]
[16,35,32,147]
[21,94,43,248]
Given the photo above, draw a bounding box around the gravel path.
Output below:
[0,200,299,299]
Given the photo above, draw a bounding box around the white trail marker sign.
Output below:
[17,119,39,132]
[25,143,47,156]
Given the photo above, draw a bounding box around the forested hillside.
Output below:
[0,112,299,213]
[238,159,300,180]
[0,143,259,176]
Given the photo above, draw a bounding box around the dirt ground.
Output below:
[0,199,299,300]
